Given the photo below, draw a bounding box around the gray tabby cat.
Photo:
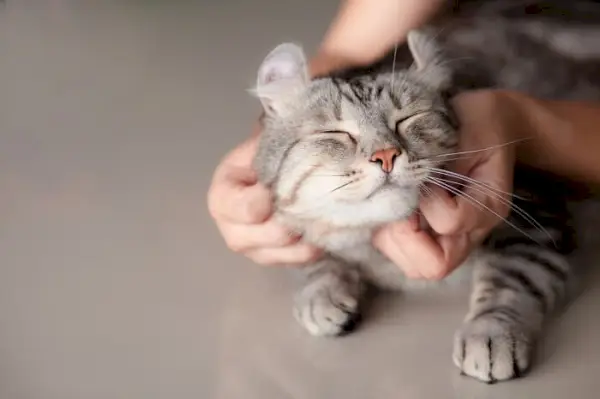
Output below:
[250,11,599,384]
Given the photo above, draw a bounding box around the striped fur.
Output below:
[250,6,600,384]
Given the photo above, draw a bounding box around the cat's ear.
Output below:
[407,30,452,89]
[251,43,309,115]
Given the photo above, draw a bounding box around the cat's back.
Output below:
[434,6,600,99]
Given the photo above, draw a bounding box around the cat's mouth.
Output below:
[366,178,416,200]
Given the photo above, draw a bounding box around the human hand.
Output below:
[208,48,371,266]
[373,90,523,279]
[207,124,322,266]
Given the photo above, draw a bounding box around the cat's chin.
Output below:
[362,183,419,222]
[276,182,419,234]
[312,184,419,229]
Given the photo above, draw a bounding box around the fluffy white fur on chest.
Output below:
[278,213,466,290]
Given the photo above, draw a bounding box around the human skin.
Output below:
[208,0,600,277]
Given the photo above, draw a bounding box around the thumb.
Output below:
[208,132,273,223]
[210,166,273,224]
[224,128,261,169]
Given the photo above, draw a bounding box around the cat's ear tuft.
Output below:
[252,42,309,115]
[407,30,452,89]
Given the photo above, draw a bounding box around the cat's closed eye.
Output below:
[394,111,431,134]
[316,130,357,143]
[319,130,348,134]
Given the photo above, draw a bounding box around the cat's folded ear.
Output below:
[407,30,452,90]
[250,43,309,116]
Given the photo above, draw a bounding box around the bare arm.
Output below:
[310,0,446,75]
[373,89,600,280]
[311,1,600,186]
[312,1,600,185]
[313,0,600,186]
[505,90,600,185]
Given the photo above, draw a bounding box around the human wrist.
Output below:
[487,90,539,158]
[495,90,563,173]
[451,89,528,144]
[494,90,591,183]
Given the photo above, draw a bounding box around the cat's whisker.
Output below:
[388,40,471,94]
[430,137,533,158]
[427,172,553,244]
[419,183,442,202]
[426,170,551,240]
[424,55,474,69]
[424,154,478,163]
[396,62,413,90]
[409,157,472,171]
[416,56,475,85]
[426,24,452,52]
[426,167,529,201]
[427,173,516,203]
[310,174,351,178]
[426,176,540,244]
[328,180,357,194]
[390,44,399,90]
[407,165,548,240]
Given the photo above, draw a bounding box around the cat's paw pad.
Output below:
[453,317,533,383]
[293,285,361,337]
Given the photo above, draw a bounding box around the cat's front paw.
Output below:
[453,317,533,383]
[293,275,362,337]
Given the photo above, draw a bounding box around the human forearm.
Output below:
[506,90,600,184]
[310,0,445,76]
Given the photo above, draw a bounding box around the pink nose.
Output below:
[370,148,400,173]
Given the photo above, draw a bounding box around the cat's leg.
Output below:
[453,245,572,383]
[453,169,578,383]
[293,257,365,337]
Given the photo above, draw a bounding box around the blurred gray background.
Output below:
[1,1,600,398]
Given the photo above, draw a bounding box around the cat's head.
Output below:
[251,31,459,230]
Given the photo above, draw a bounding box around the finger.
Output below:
[420,186,462,233]
[219,219,300,253]
[223,129,262,169]
[213,162,273,220]
[246,244,323,266]
[422,159,511,236]
[436,233,472,275]
[464,148,513,222]
[452,154,512,234]
[420,183,485,236]
[406,212,421,231]
[208,174,273,224]
[208,128,273,223]
[457,133,514,215]
[373,223,445,280]
[374,223,471,280]
[208,136,273,222]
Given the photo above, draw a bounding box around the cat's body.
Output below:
[250,3,600,384]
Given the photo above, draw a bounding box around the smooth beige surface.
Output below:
[1,1,600,398]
